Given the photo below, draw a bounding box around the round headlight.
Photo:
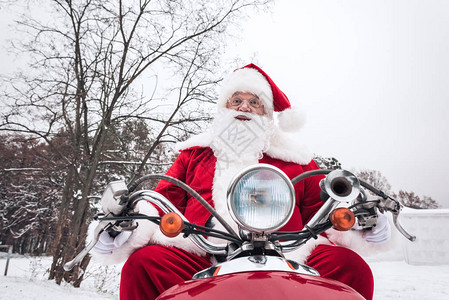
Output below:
[227,164,295,233]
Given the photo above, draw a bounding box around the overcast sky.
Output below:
[1,1,448,208]
[223,0,449,207]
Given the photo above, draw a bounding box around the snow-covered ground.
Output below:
[369,259,449,299]
[1,254,448,299]
[0,254,121,300]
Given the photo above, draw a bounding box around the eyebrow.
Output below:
[231,92,260,99]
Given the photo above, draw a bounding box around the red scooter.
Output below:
[65,164,415,299]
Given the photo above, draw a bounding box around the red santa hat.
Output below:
[218,63,306,132]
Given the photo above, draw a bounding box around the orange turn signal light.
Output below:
[160,212,184,237]
[330,207,355,231]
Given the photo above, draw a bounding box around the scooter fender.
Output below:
[157,271,364,300]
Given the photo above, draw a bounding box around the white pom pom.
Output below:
[277,107,306,132]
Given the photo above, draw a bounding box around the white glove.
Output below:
[92,230,132,254]
[363,213,391,243]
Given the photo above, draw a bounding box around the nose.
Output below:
[238,101,251,112]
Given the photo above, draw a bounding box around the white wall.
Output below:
[399,208,449,265]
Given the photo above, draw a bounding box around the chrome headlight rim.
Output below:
[226,164,296,234]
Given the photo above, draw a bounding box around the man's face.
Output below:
[212,92,274,164]
[225,92,265,120]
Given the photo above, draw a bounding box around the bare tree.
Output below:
[353,169,440,208]
[0,134,60,255]
[393,190,439,209]
[313,155,342,170]
[354,169,392,194]
[0,0,271,286]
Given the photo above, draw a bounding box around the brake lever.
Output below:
[379,196,416,242]
[353,186,416,242]
[63,221,112,271]
[392,211,416,242]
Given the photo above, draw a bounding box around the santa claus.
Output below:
[90,64,390,300]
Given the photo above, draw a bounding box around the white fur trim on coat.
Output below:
[150,224,206,257]
[284,235,332,264]
[176,129,313,165]
[174,131,213,152]
[277,107,307,132]
[264,130,313,164]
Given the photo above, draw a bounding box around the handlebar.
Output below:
[65,168,416,271]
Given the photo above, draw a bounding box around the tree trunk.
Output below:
[49,167,74,282]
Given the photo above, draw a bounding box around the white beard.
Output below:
[209,108,275,166]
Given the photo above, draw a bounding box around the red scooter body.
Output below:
[157,271,364,299]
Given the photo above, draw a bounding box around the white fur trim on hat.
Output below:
[218,68,274,115]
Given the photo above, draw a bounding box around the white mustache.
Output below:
[209,108,275,163]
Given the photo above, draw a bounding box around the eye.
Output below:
[231,98,242,106]
[250,99,260,108]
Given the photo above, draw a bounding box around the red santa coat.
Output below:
[155,146,325,233]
